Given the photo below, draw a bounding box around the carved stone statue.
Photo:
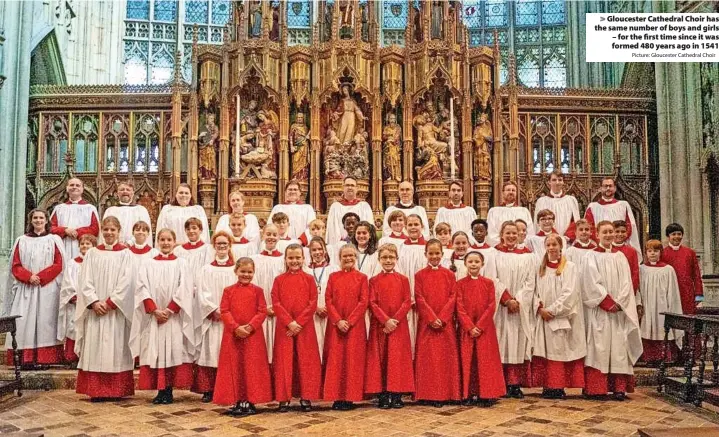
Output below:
[289,112,310,181]
[360,2,369,41]
[338,0,354,39]
[332,85,366,146]
[248,0,263,38]
[414,113,444,180]
[241,99,259,132]
[239,108,278,179]
[473,113,493,181]
[270,2,280,41]
[323,126,343,179]
[323,3,334,41]
[413,2,423,42]
[431,1,444,39]
[382,113,402,182]
[198,111,219,180]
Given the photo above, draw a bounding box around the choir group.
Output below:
[3,170,704,416]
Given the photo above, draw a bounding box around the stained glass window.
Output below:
[186,0,209,24]
[462,0,567,88]
[382,0,408,46]
[125,1,232,85]
[288,0,311,27]
[127,0,150,20]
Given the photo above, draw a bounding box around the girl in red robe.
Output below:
[365,244,414,409]
[414,239,461,407]
[271,244,322,412]
[213,257,272,416]
[456,251,506,406]
[323,244,369,411]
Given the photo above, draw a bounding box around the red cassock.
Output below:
[364,271,415,395]
[455,276,506,400]
[413,266,461,402]
[213,282,273,406]
[615,244,640,294]
[661,245,703,315]
[322,269,369,402]
[271,270,322,401]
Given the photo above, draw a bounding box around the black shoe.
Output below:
[300,399,312,412]
[90,397,107,403]
[378,393,391,409]
[223,402,244,416]
[160,388,174,404]
[332,401,342,410]
[152,390,165,404]
[390,394,404,409]
[477,398,494,408]
[541,389,552,399]
[557,389,567,400]
[431,401,444,408]
[508,385,524,399]
[245,403,257,415]
[278,401,290,412]
[613,392,626,401]
[338,401,354,411]
[201,391,213,403]
[462,397,474,406]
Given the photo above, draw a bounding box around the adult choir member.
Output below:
[213,257,272,416]
[268,181,317,239]
[365,244,414,409]
[251,224,285,365]
[215,191,261,248]
[533,170,580,241]
[382,181,430,239]
[75,216,135,401]
[5,209,65,368]
[155,183,209,245]
[58,234,96,364]
[584,177,641,254]
[323,244,369,411]
[661,223,704,315]
[582,221,642,401]
[433,181,476,238]
[305,237,339,361]
[455,251,506,406]
[532,234,586,399]
[326,177,373,245]
[130,228,196,405]
[638,240,683,364]
[194,232,237,403]
[486,182,534,247]
[50,178,99,258]
[102,182,152,246]
[494,221,536,398]
[413,239,461,407]
[271,245,322,412]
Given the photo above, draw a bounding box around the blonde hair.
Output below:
[377,243,398,258]
[101,216,122,230]
[156,228,177,241]
[539,233,567,277]
[309,218,326,230]
[229,212,246,223]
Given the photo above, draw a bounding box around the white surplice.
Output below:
[250,252,285,364]
[4,234,65,352]
[215,212,261,249]
[325,200,374,246]
[382,204,431,240]
[396,241,427,356]
[357,249,380,338]
[526,233,569,261]
[268,203,317,239]
[173,242,211,279]
[469,243,499,279]
[378,234,409,252]
[486,205,535,247]
[155,205,210,245]
[75,247,135,373]
[195,262,237,368]
[582,248,642,375]
[51,202,99,259]
[494,249,537,364]
[129,256,196,369]
[102,204,153,246]
[638,263,683,343]
[305,263,340,362]
[57,257,81,342]
[534,193,580,238]
[532,261,587,362]
[433,204,476,238]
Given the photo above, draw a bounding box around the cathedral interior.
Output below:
[0,0,717,294]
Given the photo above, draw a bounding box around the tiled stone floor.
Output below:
[0,388,718,437]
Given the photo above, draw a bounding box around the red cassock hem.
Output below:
[584,366,635,395]
[503,361,532,386]
[192,365,217,394]
[641,339,679,363]
[76,370,135,398]
[531,357,585,389]
[64,339,78,363]
[138,363,194,390]
[6,345,63,366]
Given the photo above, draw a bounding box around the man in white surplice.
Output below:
[268,181,317,239]
[50,178,100,259]
[325,177,373,245]
[382,181,430,240]
[486,181,534,247]
[101,182,153,246]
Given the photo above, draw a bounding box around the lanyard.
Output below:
[312,266,327,293]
